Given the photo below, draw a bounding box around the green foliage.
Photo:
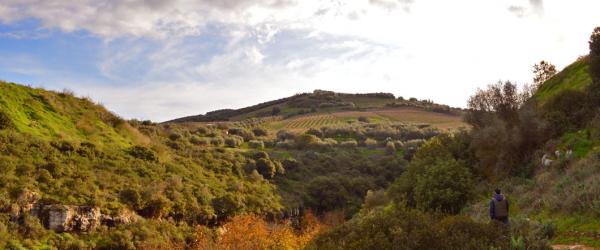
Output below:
[0,110,13,130]
[535,59,592,105]
[224,135,243,148]
[413,159,473,214]
[256,158,276,179]
[542,89,589,135]
[252,127,268,137]
[128,145,158,162]
[248,140,265,149]
[313,204,510,250]
[389,135,474,213]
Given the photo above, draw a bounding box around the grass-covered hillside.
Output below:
[0,80,447,248]
[535,57,593,105]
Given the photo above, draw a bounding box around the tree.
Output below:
[413,159,473,214]
[589,27,600,106]
[465,81,522,128]
[532,61,557,89]
[272,106,281,116]
[256,158,276,179]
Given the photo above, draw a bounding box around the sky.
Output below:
[0,0,599,122]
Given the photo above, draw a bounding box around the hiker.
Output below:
[489,188,509,224]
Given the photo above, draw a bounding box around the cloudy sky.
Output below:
[0,0,599,121]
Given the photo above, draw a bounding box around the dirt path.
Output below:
[552,245,598,250]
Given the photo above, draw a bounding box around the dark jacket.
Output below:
[489,193,509,219]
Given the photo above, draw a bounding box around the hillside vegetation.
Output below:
[1,81,445,248]
[1,27,600,249]
[535,58,593,105]
[168,89,463,123]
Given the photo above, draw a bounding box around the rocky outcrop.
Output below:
[9,190,41,221]
[101,208,140,227]
[43,205,101,232]
[7,190,137,232]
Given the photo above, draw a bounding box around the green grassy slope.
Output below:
[0,81,284,243]
[0,81,143,148]
[535,58,592,105]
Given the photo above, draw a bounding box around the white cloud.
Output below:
[1,0,600,121]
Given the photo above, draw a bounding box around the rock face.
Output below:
[44,205,102,232]
[9,190,41,221]
[7,190,136,233]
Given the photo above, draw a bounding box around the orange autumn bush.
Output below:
[193,211,329,250]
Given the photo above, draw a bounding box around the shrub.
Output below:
[0,110,12,130]
[542,89,589,136]
[413,159,473,214]
[340,140,358,149]
[190,136,208,145]
[169,132,182,141]
[252,127,268,137]
[228,128,254,141]
[225,136,244,148]
[195,126,208,135]
[256,158,276,179]
[248,140,265,149]
[363,138,377,149]
[276,140,295,149]
[305,128,323,138]
[128,146,158,162]
[277,130,296,141]
[314,205,508,250]
[295,134,321,149]
[51,140,75,153]
[210,137,224,146]
[272,106,281,115]
[282,159,299,170]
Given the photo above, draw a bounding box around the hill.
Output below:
[1,81,432,248]
[168,89,464,123]
[535,57,593,105]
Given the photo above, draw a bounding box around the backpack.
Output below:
[493,198,508,217]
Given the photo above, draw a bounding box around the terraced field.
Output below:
[266,108,467,132]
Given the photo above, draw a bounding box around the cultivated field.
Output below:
[266,108,467,132]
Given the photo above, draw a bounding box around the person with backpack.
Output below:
[489,188,509,224]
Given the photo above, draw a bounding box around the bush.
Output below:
[0,110,12,130]
[51,140,75,153]
[413,159,473,214]
[248,140,265,149]
[542,89,589,136]
[314,205,509,250]
[190,136,208,145]
[169,132,182,141]
[252,127,268,137]
[295,134,321,149]
[340,140,358,149]
[228,128,254,141]
[305,128,323,138]
[225,136,244,148]
[128,146,158,162]
[210,137,224,146]
[363,138,377,149]
[256,158,276,179]
[277,130,296,141]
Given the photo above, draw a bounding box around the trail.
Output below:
[552,245,597,250]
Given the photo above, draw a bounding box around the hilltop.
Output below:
[168,89,464,122]
[168,89,467,133]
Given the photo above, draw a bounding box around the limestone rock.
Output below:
[43,205,101,232]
